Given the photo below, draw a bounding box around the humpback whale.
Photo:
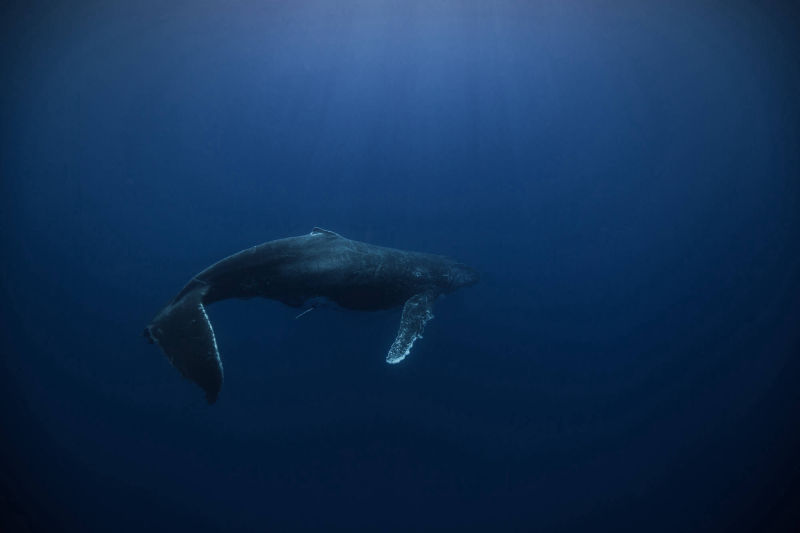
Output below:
[144,228,479,402]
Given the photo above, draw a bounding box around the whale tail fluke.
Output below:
[144,285,223,403]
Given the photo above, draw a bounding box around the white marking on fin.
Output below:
[386,292,436,364]
[310,227,342,237]
[199,303,221,369]
[294,307,315,319]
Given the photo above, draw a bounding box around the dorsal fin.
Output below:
[310,227,341,237]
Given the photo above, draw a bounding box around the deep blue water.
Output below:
[2,1,800,531]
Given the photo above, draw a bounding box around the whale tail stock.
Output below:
[144,284,223,403]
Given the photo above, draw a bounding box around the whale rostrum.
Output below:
[144,228,479,402]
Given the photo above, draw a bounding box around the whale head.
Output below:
[440,261,479,292]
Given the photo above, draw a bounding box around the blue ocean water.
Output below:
[2,0,799,531]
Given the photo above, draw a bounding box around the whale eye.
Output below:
[413,269,423,278]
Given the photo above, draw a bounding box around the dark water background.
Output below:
[2,1,800,531]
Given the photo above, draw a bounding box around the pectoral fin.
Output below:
[386,292,436,364]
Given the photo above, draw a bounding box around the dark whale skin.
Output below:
[145,228,478,402]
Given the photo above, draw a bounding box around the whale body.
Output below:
[144,227,479,402]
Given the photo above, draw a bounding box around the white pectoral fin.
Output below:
[386,292,436,364]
